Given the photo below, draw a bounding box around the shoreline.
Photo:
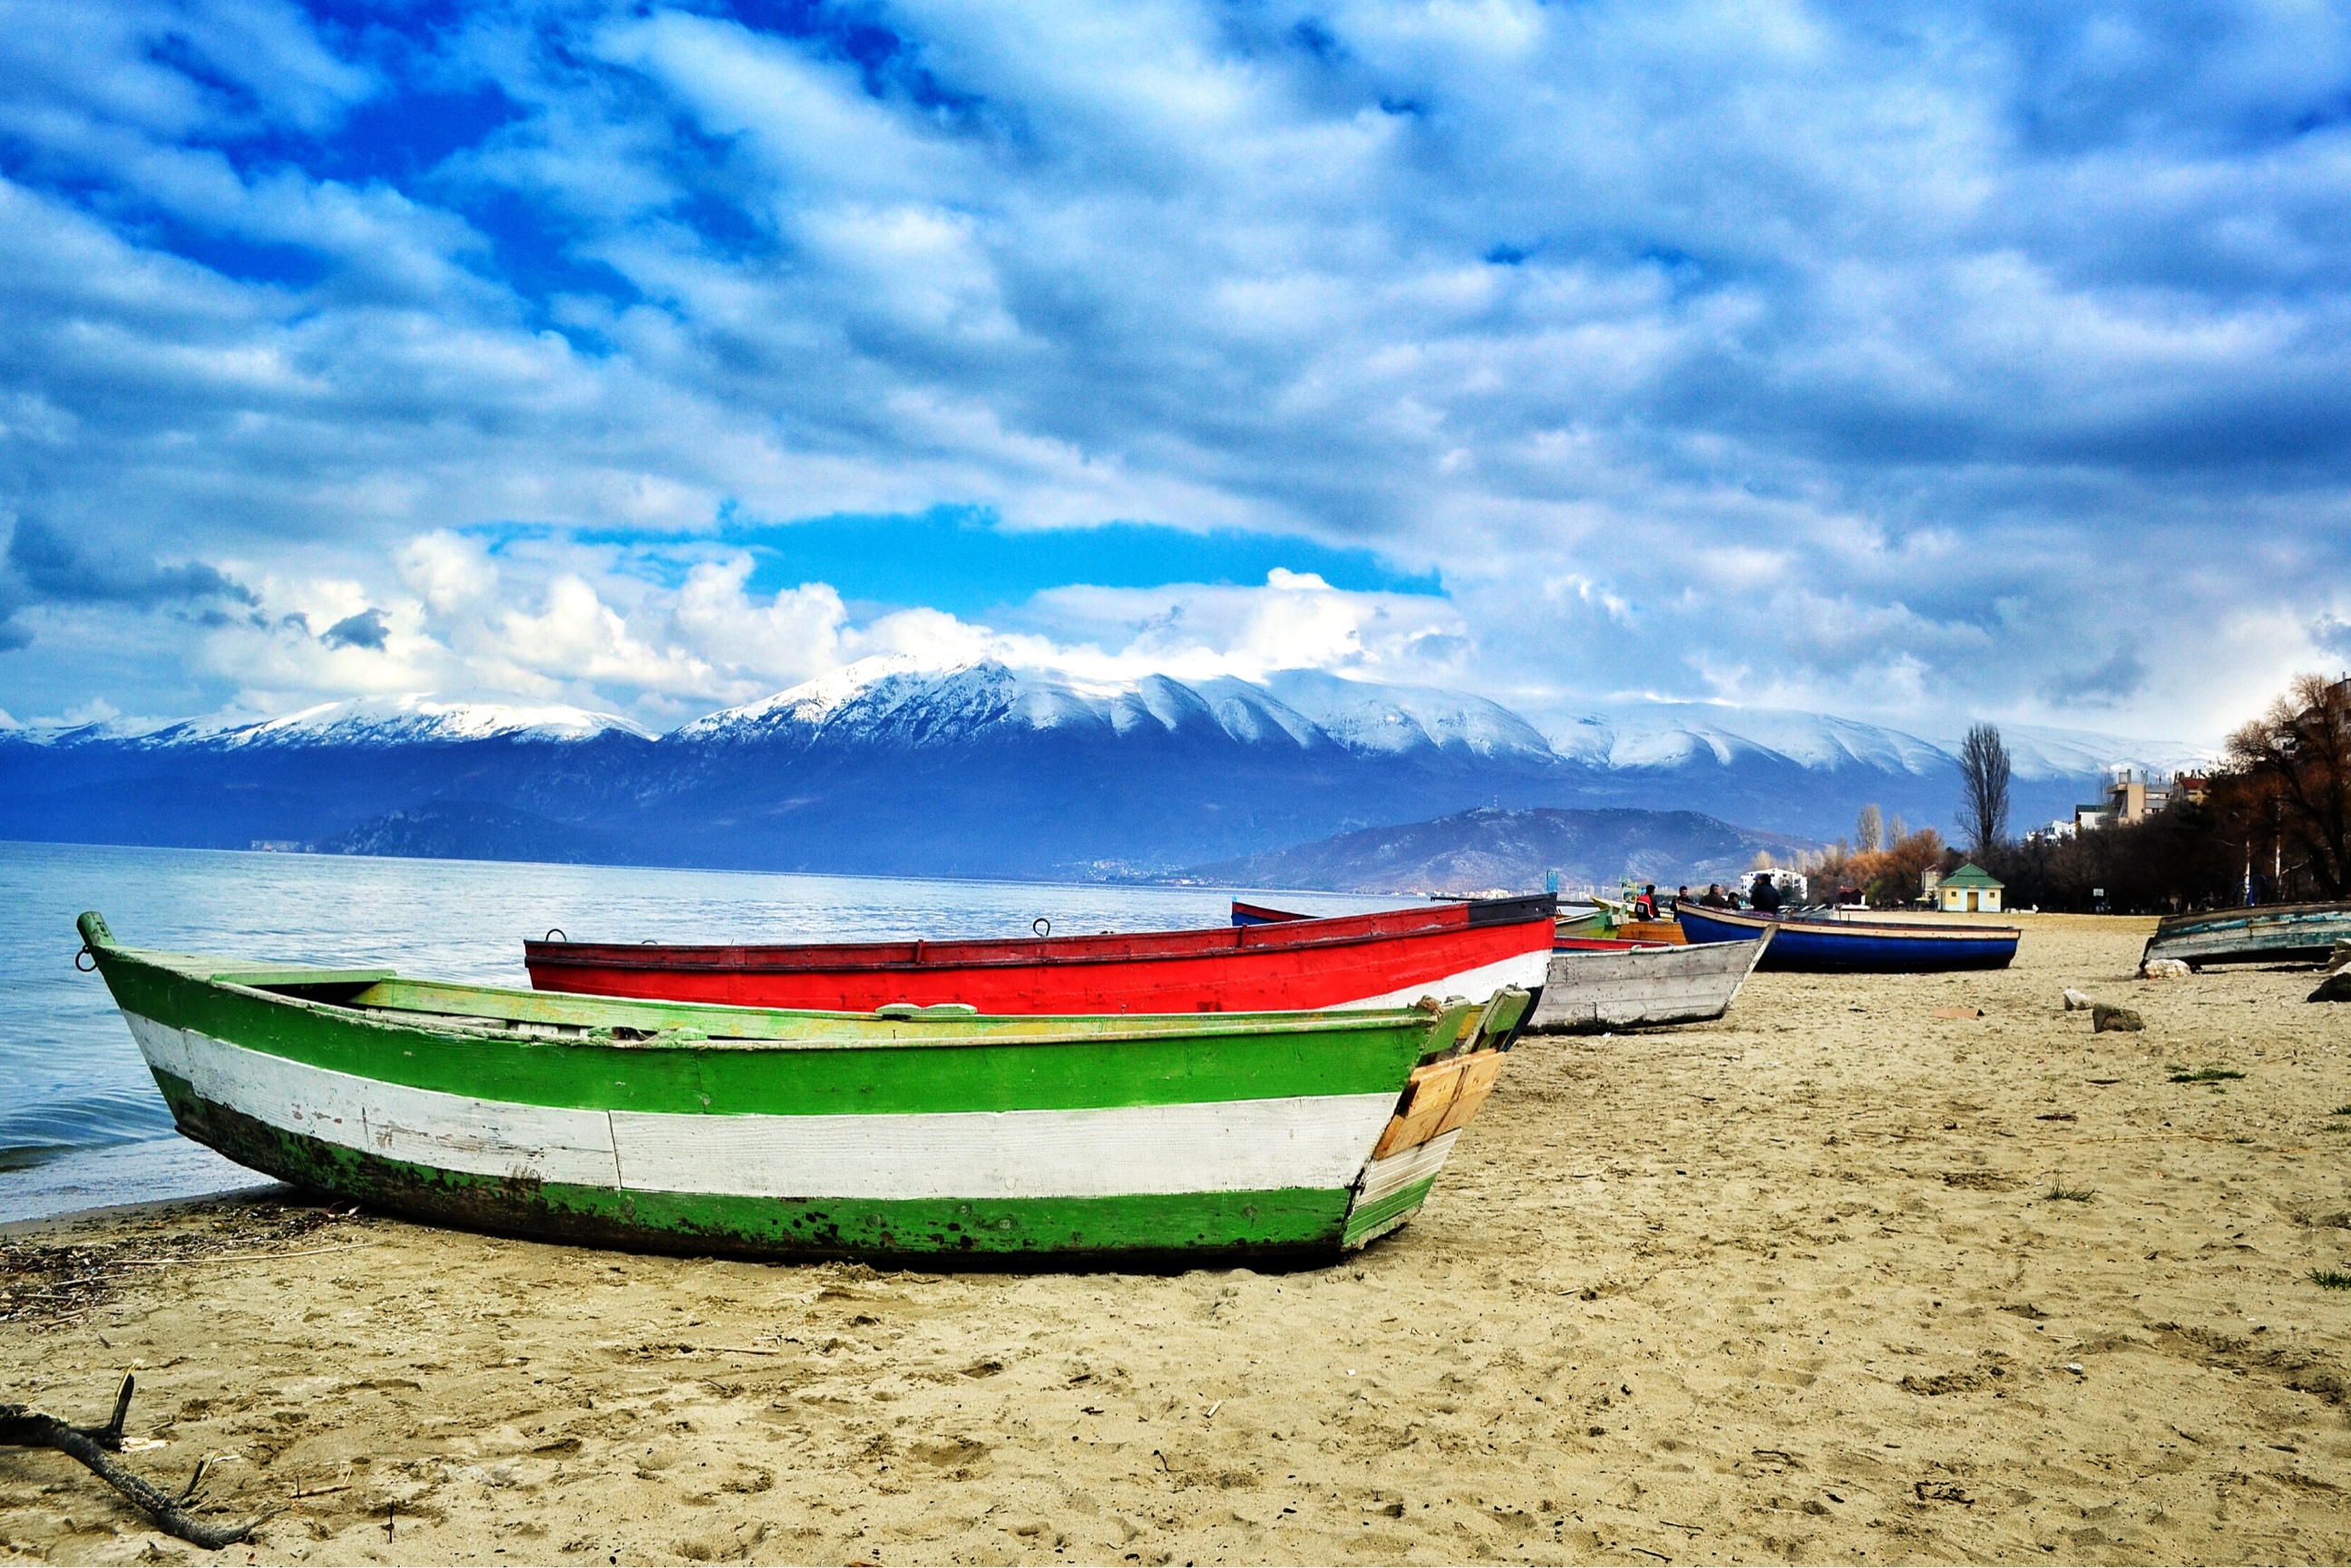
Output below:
[0,1179,295,1240]
[0,1137,274,1229]
[5,913,2348,1563]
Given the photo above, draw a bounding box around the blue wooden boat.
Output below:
[1675,903,2019,972]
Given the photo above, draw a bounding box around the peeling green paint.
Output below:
[156,1072,1358,1263]
[1341,1175,1438,1250]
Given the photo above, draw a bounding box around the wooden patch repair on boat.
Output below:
[1367,986,1527,1161]
[1373,1048,1505,1159]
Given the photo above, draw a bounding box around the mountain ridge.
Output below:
[1190,806,1819,896]
[0,658,2210,880]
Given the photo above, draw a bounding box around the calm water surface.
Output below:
[0,842,1388,1222]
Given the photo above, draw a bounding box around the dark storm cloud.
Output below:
[2038,649,2150,708]
[320,607,390,649]
[5,519,257,609]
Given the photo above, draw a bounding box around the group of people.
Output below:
[1628,874,1786,919]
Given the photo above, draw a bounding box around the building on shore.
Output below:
[2073,768,2208,834]
[1933,862,2005,913]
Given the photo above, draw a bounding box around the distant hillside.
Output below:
[1190,806,1818,895]
[317,802,627,864]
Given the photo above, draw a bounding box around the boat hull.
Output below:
[525,897,1556,1016]
[81,915,1526,1265]
[1527,934,1772,1032]
[2141,902,2351,969]
[1675,906,2019,972]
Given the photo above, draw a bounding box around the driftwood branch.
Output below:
[0,1374,263,1549]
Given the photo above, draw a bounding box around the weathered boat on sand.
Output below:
[1525,932,1773,1033]
[2141,901,2351,969]
[526,896,1556,1016]
[76,912,1530,1265]
[1676,905,2018,972]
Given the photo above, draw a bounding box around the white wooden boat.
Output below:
[1524,932,1771,1033]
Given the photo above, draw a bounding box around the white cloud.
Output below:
[144,541,1478,729]
[667,557,850,687]
[1005,569,1470,686]
[4,0,2351,745]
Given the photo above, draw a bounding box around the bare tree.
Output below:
[1956,723,2012,855]
[1855,803,1884,854]
[2226,674,2350,898]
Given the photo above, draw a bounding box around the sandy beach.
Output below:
[5,913,2348,1565]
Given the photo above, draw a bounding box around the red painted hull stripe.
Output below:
[527,909,1555,1015]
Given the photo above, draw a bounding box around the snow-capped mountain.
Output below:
[1545,702,2205,783]
[674,657,1548,762]
[186,697,651,748]
[13,696,649,748]
[1979,721,2214,783]
[1254,670,1554,761]
[0,659,2207,880]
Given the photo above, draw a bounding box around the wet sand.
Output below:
[5,913,2348,1564]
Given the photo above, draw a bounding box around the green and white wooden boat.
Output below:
[76,913,1529,1265]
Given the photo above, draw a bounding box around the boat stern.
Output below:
[1341,988,1528,1249]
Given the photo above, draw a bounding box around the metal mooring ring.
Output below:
[73,945,97,972]
[1032,917,1050,938]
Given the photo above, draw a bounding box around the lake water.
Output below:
[0,841,1391,1224]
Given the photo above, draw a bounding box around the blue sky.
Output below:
[2,0,2348,738]
[564,509,1442,614]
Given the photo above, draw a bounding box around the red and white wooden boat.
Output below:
[524,895,1558,1015]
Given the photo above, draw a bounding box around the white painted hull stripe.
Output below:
[1354,1129,1461,1208]
[1341,950,1550,1010]
[125,1015,1397,1202]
